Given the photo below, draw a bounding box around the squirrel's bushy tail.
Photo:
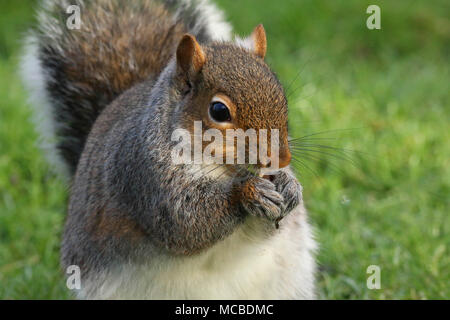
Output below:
[21,0,231,176]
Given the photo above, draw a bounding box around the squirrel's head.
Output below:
[169,25,290,175]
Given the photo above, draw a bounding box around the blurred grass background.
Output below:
[0,0,448,299]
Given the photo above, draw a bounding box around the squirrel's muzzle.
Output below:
[278,148,292,168]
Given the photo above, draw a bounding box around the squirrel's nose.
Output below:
[260,148,291,169]
[278,148,292,168]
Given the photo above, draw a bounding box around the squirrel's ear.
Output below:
[235,24,267,59]
[251,24,267,59]
[176,34,206,77]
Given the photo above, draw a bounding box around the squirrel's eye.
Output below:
[209,101,231,122]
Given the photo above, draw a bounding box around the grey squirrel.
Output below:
[21,0,317,299]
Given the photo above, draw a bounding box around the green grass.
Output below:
[0,0,449,299]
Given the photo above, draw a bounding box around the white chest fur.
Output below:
[80,209,316,300]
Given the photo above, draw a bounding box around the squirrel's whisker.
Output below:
[290,157,321,180]
[291,151,347,176]
[288,127,363,142]
[290,147,358,167]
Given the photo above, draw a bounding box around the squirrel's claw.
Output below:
[272,170,302,217]
[240,177,284,221]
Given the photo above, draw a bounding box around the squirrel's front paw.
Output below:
[240,177,284,221]
[271,170,302,217]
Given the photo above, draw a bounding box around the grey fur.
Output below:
[22,0,317,299]
[22,0,231,175]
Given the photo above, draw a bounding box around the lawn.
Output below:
[0,0,448,299]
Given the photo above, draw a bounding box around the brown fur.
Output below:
[177,39,291,168]
[177,34,206,76]
[251,24,267,59]
[64,1,186,94]
[88,207,147,243]
[37,0,190,172]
